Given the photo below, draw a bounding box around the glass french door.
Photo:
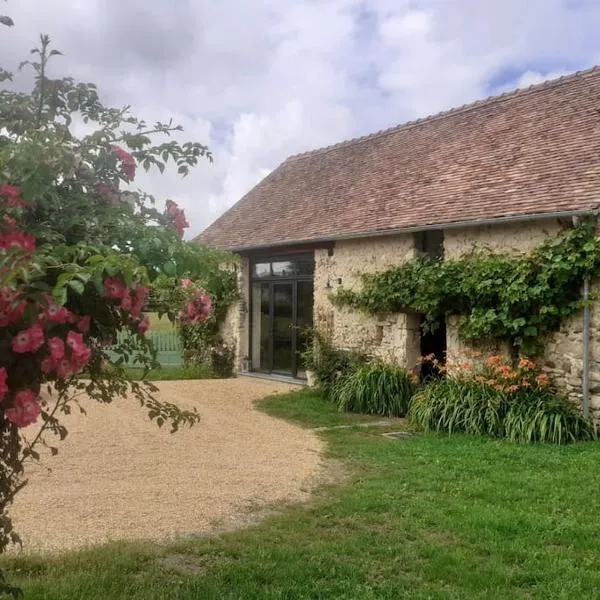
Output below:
[251,278,313,377]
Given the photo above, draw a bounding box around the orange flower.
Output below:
[461,361,473,370]
[493,384,503,391]
[518,358,536,370]
[486,379,497,386]
[536,373,549,387]
[521,379,531,389]
[487,355,502,367]
[475,375,485,383]
[507,384,519,393]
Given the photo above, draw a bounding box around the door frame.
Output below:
[248,254,314,378]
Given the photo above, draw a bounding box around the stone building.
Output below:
[197,67,600,416]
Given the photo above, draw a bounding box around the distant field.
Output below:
[147,312,175,332]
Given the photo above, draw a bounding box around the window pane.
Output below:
[253,262,271,278]
[271,261,294,277]
[295,257,314,276]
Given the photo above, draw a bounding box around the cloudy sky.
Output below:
[1,1,599,237]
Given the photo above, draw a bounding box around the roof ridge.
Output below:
[286,65,600,162]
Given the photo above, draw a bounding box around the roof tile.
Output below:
[198,67,600,250]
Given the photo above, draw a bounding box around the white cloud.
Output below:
[1,0,600,237]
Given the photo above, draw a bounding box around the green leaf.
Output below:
[68,280,85,294]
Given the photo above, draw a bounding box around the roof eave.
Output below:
[221,207,600,253]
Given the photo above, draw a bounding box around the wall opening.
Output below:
[415,230,446,380]
[420,319,447,380]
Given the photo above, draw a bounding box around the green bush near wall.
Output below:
[330,361,416,417]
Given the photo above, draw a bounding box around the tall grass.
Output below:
[504,393,597,444]
[330,362,416,417]
[409,379,505,436]
[409,379,597,444]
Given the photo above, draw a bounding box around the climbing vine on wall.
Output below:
[332,220,600,355]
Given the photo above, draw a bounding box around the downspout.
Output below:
[582,278,591,418]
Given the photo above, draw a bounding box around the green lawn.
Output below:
[4,389,600,599]
[146,312,176,333]
[124,364,214,381]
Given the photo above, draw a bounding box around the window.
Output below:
[252,255,314,280]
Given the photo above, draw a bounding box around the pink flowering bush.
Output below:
[0,31,222,582]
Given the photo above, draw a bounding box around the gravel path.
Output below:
[10,378,325,554]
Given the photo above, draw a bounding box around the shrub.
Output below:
[409,378,505,436]
[331,361,417,417]
[504,392,596,444]
[210,343,235,378]
[302,330,366,396]
[409,355,597,444]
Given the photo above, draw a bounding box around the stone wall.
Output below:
[314,235,421,367]
[219,256,250,371]
[444,218,599,416]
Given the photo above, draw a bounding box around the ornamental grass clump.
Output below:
[409,354,596,444]
[330,361,417,417]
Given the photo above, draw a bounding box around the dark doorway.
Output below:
[250,255,314,378]
[415,230,446,380]
[420,318,447,380]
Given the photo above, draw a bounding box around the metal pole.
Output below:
[582,279,591,418]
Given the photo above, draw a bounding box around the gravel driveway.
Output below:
[11,378,324,553]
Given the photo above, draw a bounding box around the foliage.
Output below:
[409,355,596,443]
[302,329,367,396]
[330,361,416,417]
[150,263,237,374]
[0,26,213,590]
[504,393,596,444]
[333,221,600,354]
[209,343,235,378]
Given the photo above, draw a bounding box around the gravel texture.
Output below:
[10,378,324,554]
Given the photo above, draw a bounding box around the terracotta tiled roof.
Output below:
[198,67,600,250]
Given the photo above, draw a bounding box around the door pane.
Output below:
[295,280,314,378]
[272,283,293,373]
[251,282,271,371]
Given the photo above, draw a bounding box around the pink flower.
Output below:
[166,200,179,217]
[66,330,85,353]
[110,145,136,180]
[131,286,149,316]
[0,287,25,327]
[181,279,193,288]
[42,297,72,323]
[56,358,74,379]
[41,356,55,375]
[165,200,189,238]
[11,323,45,353]
[0,368,7,402]
[0,184,25,208]
[77,315,91,333]
[120,291,132,311]
[71,345,91,371]
[137,314,150,336]
[104,277,126,300]
[5,389,41,428]
[179,289,212,325]
[48,337,65,361]
[0,231,36,253]
[66,330,91,370]
[174,212,189,238]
